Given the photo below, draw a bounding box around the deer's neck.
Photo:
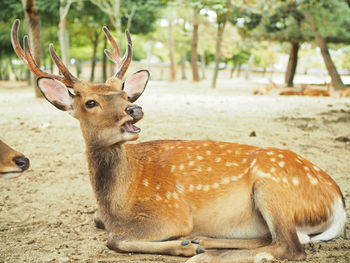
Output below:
[86,143,132,214]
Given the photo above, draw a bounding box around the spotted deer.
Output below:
[12,19,346,263]
[0,138,30,178]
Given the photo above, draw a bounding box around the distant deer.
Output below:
[12,19,346,263]
[252,79,279,95]
[300,84,331,97]
[279,88,302,96]
[0,139,29,178]
[340,88,350,97]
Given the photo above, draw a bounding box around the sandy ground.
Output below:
[0,78,349,263]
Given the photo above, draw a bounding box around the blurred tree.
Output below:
[22,0,43,97]
[207,0,232,89]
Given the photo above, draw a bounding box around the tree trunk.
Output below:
[201,51,206,80]
[102,36,107,82]
[211,21,225,88]
[285,42,300,87]
[306,13,345,90]
[23,0,42,97]
[181,52,187,80]
[115,0,122,50]
[168,17,176,82]
[244,53,255,80]
[90,32,99,82]
[191,10,199,82]
[59,0,72,67]
[230,64,236,79]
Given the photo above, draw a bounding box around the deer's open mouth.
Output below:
[123,121,141,133]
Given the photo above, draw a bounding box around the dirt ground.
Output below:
[0,77,349,263]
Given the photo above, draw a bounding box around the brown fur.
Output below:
[340,88,350,97]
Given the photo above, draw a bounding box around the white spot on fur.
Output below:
[203,143,208,147]
[212,183,219,188]
[206,150,211,155]
[233,162,238,166]
[195,166,202,172]
[156,183,161,190]
[215,157,222,162]
[170,165,176,172]
[242,158,247,163]
[176,183,184,193]
[219,144,225,149]
[235,150,240,155]
[203,185,210,191]
[221,177,230,184]
[270,158,276,162]
[196,184,202,190]
[282,177,289,185]
[250,159,257,168]
[177,146,183,149]
[278,161,285,168]
[270,167,276,173]
[226,162,232,167]
[307,173,318,185]
[278,154,284,158]
[256,170,279,182]
[292,177,299,186]
[206,167,212,172]
[296,159,302,164]
[173,192,179,199]
[179,164,185,170]
[266,151,274,156]
[304,166,310,171]
[155,194,162,201]
[189,184,194,192]
[188,161,194,166]
[166,192,171,199]
[187,146,193,150]
[142,179,149,187]
[313,165,320,171]
[170,146,175,150]
[197,156,203,160]
[174,203,179,208]
[227,149,232,153]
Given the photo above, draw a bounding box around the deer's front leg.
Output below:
[107,234,204,257]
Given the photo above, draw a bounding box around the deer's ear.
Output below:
[123,70,149,102]
[37,77,74,111]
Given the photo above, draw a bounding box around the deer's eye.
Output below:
[85,100,98,108]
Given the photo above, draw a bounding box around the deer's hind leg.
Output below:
[186,181,306,263]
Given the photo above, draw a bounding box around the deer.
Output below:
[340,88,350,97]
[279,88,302,96]
[300,84,331,97]
[252,79,280,95]
[0,138,30,178]
[11,19,346,263]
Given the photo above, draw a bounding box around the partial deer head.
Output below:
[11,19,149,147]
[0,139,30,178]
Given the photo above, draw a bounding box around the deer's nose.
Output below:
[13,156,30,171]
[126,106,143,120]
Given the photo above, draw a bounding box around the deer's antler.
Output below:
[11,19,78,88]
[103,26,132,80]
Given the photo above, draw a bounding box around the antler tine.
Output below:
[103,26,133,80]
[11,19,78,88]
[11,20,28,64]
[49,44,78,85]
